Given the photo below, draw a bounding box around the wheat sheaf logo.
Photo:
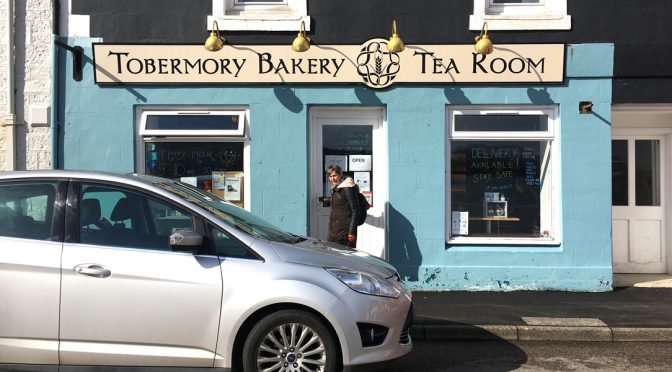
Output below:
[357,38,401,89]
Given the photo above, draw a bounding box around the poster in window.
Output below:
[362,191,373,208]
[348,155,372,171]
[354,172,371,192]
[325,155,348,172]
[213,172,226,191]
[180,177,197,187]
[451,211,469,236]
[224,176,242,201]
[212,171,243,207]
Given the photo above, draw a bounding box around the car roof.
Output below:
[0,169,155,185]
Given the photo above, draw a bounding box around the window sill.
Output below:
[447,237,560,246]
[469,14,571,31]
[207,14,311,31]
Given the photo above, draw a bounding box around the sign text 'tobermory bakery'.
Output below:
[93,40,564,89]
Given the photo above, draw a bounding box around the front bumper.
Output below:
[326,288,413,366]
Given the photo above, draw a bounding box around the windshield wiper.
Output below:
[291,234,307,243]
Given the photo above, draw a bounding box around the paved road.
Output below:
[367,340,672,371]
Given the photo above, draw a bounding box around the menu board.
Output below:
[144,141,244,179]
[451,141,541,214]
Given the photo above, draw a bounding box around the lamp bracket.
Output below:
[55,40,83,81]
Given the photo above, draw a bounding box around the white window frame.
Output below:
[470,0,571,30]
[139,109,247,137]
[135,106,251,210]
[208,0,310,31]
[446,106,560,245]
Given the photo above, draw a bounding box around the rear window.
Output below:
[0,182,57,241]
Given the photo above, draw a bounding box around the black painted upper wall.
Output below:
[71,0,212,44]
[70,0,672,103]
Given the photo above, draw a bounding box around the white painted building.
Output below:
[1,0,53,171]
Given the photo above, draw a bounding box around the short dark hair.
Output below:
[326,164,342,176]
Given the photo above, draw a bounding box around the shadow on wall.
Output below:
[273,87,304,113]
[527,87,554,104]
[387,203,422,282]
[354,86,383,104]
[444,87,471,104]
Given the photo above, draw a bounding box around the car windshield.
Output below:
[147,177,303,244]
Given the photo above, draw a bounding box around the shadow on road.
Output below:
[364,322,528,372]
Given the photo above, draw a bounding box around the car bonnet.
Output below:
[269,238,398,279]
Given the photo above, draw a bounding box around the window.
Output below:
[79,184,195,250]
[447,107,558,244]
[208,224,259,259]
[0,182,57,240]
[611,139,661,207]
[139,110,245,137]
[137,107,249,209]
[208,0,310,31]
[470,0,571,30]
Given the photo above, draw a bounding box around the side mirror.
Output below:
[169,229,204,252]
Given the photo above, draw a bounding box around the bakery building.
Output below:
[51,0,672,291]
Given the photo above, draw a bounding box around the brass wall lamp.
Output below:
[474,21,494,55]
[387,20,405,53]
[204,21,224,51]
[292,21,311,52]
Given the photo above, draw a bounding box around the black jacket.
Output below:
[327,177,360,243]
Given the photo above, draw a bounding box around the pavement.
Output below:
[410,274,672,342]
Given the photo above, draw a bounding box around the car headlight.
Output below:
[326,268,401,298]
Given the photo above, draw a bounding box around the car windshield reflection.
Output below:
[148,177,303,244]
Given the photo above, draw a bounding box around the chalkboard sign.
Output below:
[451,140,542,235]
[144,141,244,179]
[323,125,372,155]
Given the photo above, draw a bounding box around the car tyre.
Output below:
[243,309,339,372]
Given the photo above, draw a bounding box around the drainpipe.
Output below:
[50,36,59,169]
[50,0,60,169]
[3,0,16,170]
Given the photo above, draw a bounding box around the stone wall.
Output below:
[1,0,53,171]
[0,0,9,170]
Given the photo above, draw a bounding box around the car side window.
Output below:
[79,183,195,251]
[208,224,258,259]
[0,182,57,241]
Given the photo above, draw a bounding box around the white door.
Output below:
[612,133,667,273]
[310,108,387,258]
[59,182,222,366]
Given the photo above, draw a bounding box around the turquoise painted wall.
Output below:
[59,40,614,291]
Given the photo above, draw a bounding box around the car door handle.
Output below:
[74,264,111,278]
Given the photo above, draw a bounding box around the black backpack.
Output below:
[355,187,370,226]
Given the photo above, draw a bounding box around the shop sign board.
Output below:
[93,40,564,89]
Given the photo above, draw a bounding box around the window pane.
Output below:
[145,115,240,131]
[237,0,284,2]
[492,0,540,3]
[0,182,57,240]
[451,141,547,237]
[322,125,373,197]
[611,140,628,206]
[209,225,257,259]
[145,141,245,207]
[635,140,660,206]
[80,184,194,250]
[455,115,548,132]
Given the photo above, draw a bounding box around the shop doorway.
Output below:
[612,119,670,273]
[309,108,387,258]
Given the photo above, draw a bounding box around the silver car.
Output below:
[0,170,413,371]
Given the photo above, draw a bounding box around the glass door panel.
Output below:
[635,139,660,206]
